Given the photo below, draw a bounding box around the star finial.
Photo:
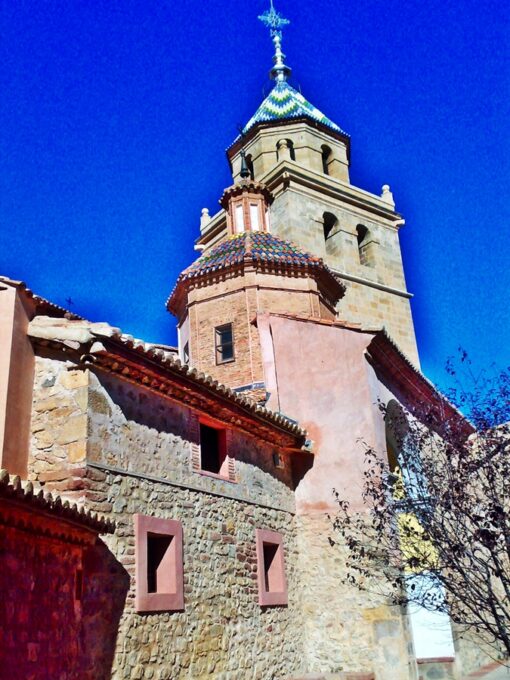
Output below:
[258,1,292,82]
[258,0,290,40]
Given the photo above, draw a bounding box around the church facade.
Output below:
[0,6,492,680]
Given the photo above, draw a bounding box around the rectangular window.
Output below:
[255,529,288,606]
[272,452,285,469]
[199,423,226,474]
[250,204,260,231]
[182,341,189,365]
[135,515,184,613]
[235,204,244,232]
[188,413,236,482]
[215,323,234,364]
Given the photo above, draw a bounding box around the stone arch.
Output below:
[321,144,332,175]
[276,139,296,162]
[245,153,255,180]
[322,212,339,257]
[356,224,375,267]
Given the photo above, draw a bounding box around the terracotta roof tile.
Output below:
[0,469,114,534]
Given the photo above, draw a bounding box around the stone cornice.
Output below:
[330,268,413,300]
[227,116,351,159]
[263,162,401,223]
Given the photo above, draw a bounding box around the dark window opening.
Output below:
[246,154,255,180]
[215,324,234,364]
[356,225,370,266]
[74,569,83,601]
[357,224,368,247]
[323,212,338,241]
[321,145,332,175]
[182,342,189,365]
[263,543,279,592]
[273,452,284,469]
[200,423,226,474]
[147,534,174,594]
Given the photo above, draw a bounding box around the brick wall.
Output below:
[187,270,332,388]
[0,495,127,680]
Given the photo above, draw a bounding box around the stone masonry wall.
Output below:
[270,189,419,364]
[295,514,418,680]
[85,369,303,679]
[29,355,304,679]
[89,470,302,680]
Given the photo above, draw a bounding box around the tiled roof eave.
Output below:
[0,276,83,320]
[0,469,114,537]
[227,115,350,155]
[29,324,307,449]
[169,256,344,306]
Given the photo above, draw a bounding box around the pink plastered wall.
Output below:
[0,284,35,476]
[258,314,384,513]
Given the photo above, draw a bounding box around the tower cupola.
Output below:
[220,158,273,235]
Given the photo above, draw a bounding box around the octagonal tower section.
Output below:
[167,177,344,400]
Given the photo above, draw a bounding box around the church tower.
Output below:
[169,1,419,391]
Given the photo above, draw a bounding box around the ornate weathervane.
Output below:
[258,0,291,82]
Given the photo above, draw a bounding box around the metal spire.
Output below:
[258,1,291,82]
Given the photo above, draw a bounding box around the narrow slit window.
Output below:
[246,154,255,180]
[182,341,189,365]
[321,145,332,175]
[235,204,244,232]
[250,204,260,231]
[323,212,337,241]
[357,225,370,265]
[263,543,280,591]
[215,323,234,364]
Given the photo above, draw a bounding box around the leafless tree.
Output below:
[331,355,510,657]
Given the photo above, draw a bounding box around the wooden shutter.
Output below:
[188,411,201,471]
[225,429,236,482]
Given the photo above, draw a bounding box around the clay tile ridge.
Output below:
[27,316,307,444]
[103,327,307,441]
[0,468,115,534]
[0,275,83,320]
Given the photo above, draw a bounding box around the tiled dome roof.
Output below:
[167,232,345,317]
[242,81,348,137]
[181,232,326,280]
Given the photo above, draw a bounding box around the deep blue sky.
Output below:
[1,0,508,389]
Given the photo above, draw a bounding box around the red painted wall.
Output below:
[0,501,128,680]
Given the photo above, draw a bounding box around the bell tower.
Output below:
[195,3,419,365]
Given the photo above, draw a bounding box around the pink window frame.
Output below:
[255,528,288,606]
[134,514,184,613]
